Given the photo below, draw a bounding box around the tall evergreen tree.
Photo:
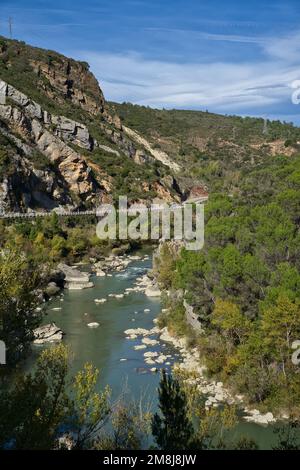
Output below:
[152,370,194,450]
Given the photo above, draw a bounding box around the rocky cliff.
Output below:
[0,36,181,212]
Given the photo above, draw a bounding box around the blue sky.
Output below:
[1,0,300,123]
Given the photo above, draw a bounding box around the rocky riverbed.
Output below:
[123,318,277,425]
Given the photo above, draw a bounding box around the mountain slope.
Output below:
[0,37,182,212]
[109,102,300,193]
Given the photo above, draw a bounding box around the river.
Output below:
[33,251,278,449]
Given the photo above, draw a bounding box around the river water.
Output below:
[33,253,278,449]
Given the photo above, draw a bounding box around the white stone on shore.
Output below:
[244,411,276,425]
[126,334,138,339]
[142,337,159,346]
[145,285,161,297]
[155,355,167,364]
[157,325,278,424]
[235,394,244,402]
[215,392,225,402]
[124,328,151,336]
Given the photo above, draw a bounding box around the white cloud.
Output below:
[77,49,299,115]
[145,28,268,45]
[263,31,300,62]
[65,28,300,119]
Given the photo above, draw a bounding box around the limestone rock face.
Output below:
[183,299,203,332]
[0,80,105,208]
[30,58,106,116]
[52,116,93,150]
[0,151,72,212]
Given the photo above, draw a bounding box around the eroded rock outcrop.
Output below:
[33,323,64,344]
[30,58,106,116]
[0,79,107,209]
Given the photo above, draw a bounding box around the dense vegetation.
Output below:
[156,152,300,415]
[109,101,300,144]
[0,213,143,267]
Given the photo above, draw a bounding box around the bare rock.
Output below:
[34,323,63,344]
[58,263,94,289]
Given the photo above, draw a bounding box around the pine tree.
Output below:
[152,370,194,450]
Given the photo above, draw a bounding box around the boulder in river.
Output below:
[87,322,100,328]
[34,323,64,344]
[142,337,159,346]
[134,344,147,350]
[45,281,61,297]
[96,269,106,277]
[57,263,94,290]
[94,298,107,304]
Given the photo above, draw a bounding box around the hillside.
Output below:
[0,37,182,213]
[109,102,300,193]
